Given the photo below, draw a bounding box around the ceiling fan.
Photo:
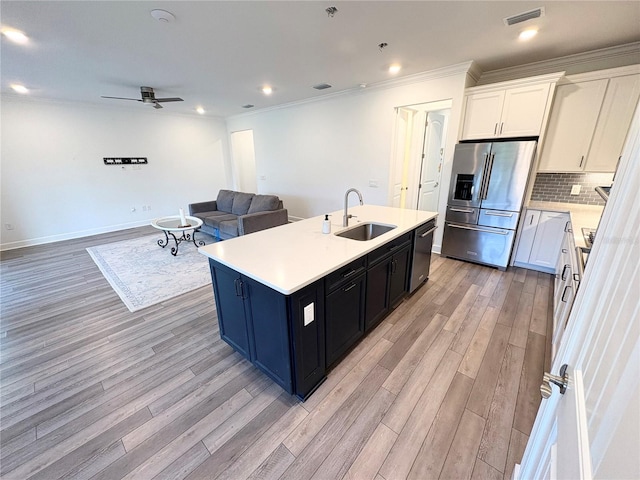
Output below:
[101,86,183,109]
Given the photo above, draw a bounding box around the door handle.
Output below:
[433,182,439,188]
[419,226,438,237]
[485,211,513,217]
[450,208,474,213]
[540,364,569,398]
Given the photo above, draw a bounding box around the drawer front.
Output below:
[445,206,479,225]
[478,209,520,229]
[367,232,412,267]
[325,257,366,293]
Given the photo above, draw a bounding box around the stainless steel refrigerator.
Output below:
[441,140,537,269]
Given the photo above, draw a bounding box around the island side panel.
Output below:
[289,281,326,400]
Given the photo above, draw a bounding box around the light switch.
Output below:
[571,184,581,195]
[303,303,314,326]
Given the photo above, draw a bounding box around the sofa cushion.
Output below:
[202,212,236,229]
[231,192,254,216]
[218,220,239,237]
[216,190,235,213]
[248,194,280,214]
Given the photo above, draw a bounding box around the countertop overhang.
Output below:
[198,205,437,295]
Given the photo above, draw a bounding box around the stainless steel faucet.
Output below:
[343,188,364,227]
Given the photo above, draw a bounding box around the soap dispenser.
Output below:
[322,214,331,234]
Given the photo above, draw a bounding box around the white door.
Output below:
[516,104,640,479]
[391,108,411,207]
[417,112,445,212]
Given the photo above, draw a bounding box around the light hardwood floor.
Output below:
[0,226,552,480]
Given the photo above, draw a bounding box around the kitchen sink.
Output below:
[335,222,396,241]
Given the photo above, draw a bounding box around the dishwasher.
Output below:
[409,219,437,293]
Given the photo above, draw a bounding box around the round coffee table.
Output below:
[151,215,205,256]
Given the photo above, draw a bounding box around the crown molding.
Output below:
[477,42,640,85]
[228,61,475,120]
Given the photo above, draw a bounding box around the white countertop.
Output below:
[198,205,437,295]
[527,201,604,248]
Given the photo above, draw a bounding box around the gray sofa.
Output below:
[189,190,288,240]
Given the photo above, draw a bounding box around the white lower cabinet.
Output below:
[513,209,570,273]
[552,227,579,359]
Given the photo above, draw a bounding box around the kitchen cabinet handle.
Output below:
[494,123,498,135]
[450,208,474,213]
[564,221,572,233]
[499,122,504,135]
[562,248,568,253]
[341,269,357,278]
[343,283,357,292]
[529,215,535,225]
[485,211,513,217]
[447,223,508,235]
[561,285,572,303]
[561,264,570,281]
[234,278,242,297]
[579,156,585,168]
[419,226,438,237]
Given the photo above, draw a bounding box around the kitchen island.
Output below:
[198,205,437,399]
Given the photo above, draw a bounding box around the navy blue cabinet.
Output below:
[208,260,325,400]
[365,236,411,331]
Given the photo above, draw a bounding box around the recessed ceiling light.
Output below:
[11,84,29,94]
[2,29,29,44]
[261,86,273,95]
[519,28,538,41]
[196,106,205,114]
[389,64,401,74]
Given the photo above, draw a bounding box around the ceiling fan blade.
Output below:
[155,97,183,103]
[153,102,163,109]
[100,96,142,101]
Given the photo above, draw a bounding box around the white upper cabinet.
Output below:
[460,74,559,140]
[538,66,640,172]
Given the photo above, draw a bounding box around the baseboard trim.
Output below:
[0,220,152,251]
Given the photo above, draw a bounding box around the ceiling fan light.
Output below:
[261,86,273,95]
[196,106,205,114]
[389,64,401,74]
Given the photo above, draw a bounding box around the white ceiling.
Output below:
[2,1,639,117]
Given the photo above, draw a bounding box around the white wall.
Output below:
[1,97,230,249]
[226,64,471,250]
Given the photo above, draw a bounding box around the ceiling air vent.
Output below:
[503,7,544,26]
[312,83,332,90]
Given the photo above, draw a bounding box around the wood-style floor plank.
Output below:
[0,229,551,480]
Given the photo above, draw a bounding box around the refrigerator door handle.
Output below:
[481,153,495,200]
[450,208,475,213]
[447,223,509,235]
[485,211,513,217]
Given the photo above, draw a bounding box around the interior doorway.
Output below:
[390,101,451,212]
[230,129,257,193]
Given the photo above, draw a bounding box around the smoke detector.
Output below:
[503,7,544,26]
[150,9,176,23]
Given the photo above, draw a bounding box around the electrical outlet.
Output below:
[147,205,151,211]
[142,205,147,212]
[571,184,581,195]
[369,179,379,188]
[259,175,267,181]
[4,223,14,230]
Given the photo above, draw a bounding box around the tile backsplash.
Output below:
[530,172,614,205]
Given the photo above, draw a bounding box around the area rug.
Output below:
[86,234,212,312]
